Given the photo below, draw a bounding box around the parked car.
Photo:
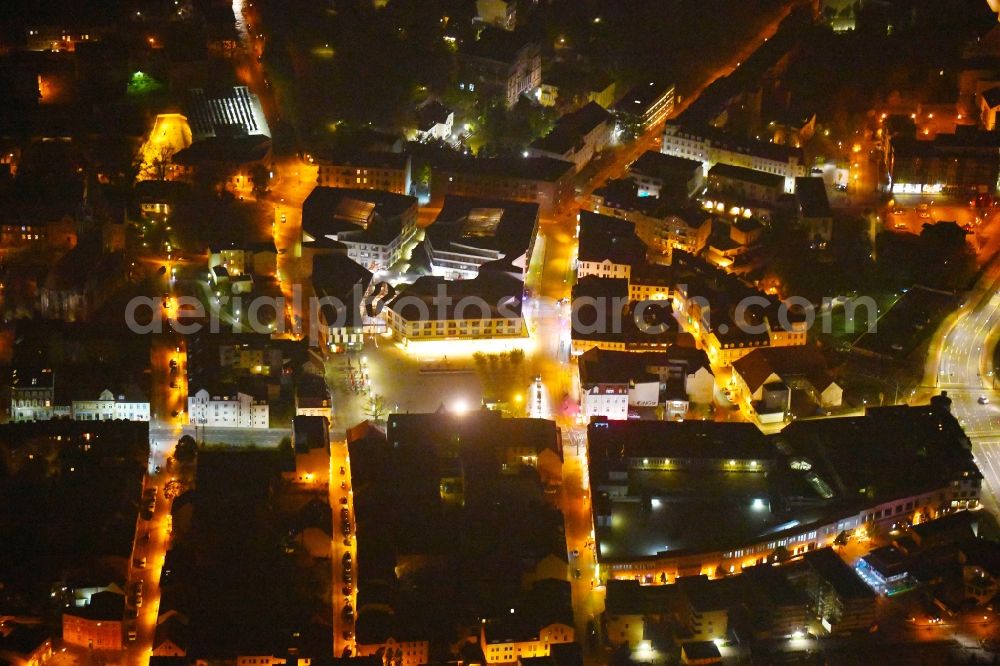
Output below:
[979,395,990,405]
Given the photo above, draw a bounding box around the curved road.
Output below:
[919,262,1000,512]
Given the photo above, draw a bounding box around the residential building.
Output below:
[613,81,676,132]
[11,367,55,422]
[800,549,877,634]
[171,135,273,194]
[458,28,541,107]
[301,187,418,272]
[795,177,833,245]
[311,253,376,352]
[731,345,842,421]
[589,180,713,257]
[678,577,728,642]
[208,241,277,277]
[578,347,714,421]
[413,100,454,142]
[316,151,412,195]
[662,122,807,194]
[423,196,540,279]
[538,68,616,110]
[570,275,683,355]
[589,405,982,587]
[0,207,77,250]
[0,625,52,666]
[576,211,647,280]
[71,387,151,422]
[628,151,704,202]
[980,86,1000,130]
[295,373,333,419]
[888,125,1000,195]
[62,590,125,650]
[382,271,525,344]
[475,0,516,30]
[707,163,785,205]
[528,102,612,173]
[287,415,330,485]
[430,155,575,214]
[187,385,269,429]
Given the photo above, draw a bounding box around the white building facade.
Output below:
[187,388,269,429]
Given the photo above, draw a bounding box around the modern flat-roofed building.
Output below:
[430,155,575,214]
[614,81,676,133]
[663,122,806,194]
[383,271,525,344]
[801,548,877,634]
[301,187,418,272]
[589,405,982,589]
[311,253,376,352]
[185,86,270,140]
[629,151,704,202]
[528,102,612,173]
[458,28,541,107]
[423,196,540,279]
[316,151,412,195]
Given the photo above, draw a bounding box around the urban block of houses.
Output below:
[570,275,683,355]
[430,155,575,215]
[187,384,269,429]
[613,81,676,133]
[662,122,807,194]
[528,101,612,173]
[628,150,704,203]
[670,251,808,366]
[589,405,982,594]
[301,187,418,272]
[423,195,540,279]
[315,150,412,196]
[458,27,540,107]
[578,346,714,422]
[383,271,525,345]
[702,215,764,274]
[346,411,566,662]
[480,578,575,665]
[730,345,842,422]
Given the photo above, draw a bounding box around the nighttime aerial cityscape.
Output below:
[4,0,1000,664]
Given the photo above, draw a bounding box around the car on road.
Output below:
[342,630,353,640]
[979,395,990,405]
[127,627,137,642]
[340,496,348,505]
[918,211,931,219]
[894,221,908,229]
[343,536,351,546]
[892,208,906,215]
[573,568,581,579]
[134,557,146,569]
[342,585,352,596]
[342,552,352,565]
[340,466,346,475]
[570,549,579,558]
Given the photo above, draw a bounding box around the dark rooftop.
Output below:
[804,548,876,601]
[709,162,785,189]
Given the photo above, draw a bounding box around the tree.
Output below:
[834,530,850,547]
[366,394,389,422]
[175,435,198,463]
[250,163,271,197]
[772,545,791,563]
[277,435,292,457]
[144,145,174,181]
